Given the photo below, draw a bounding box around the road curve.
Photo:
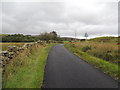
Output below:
[42,44,118,88]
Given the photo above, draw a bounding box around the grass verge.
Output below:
[3,43,55,88]
[65,43,119,81]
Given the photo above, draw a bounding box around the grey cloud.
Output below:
[1,1,118,38]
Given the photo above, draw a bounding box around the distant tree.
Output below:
[38,31,58,42]
[84,33,88,40]
[38,32,50,42]
[50,31,57,40]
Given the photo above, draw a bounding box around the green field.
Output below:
[3,43,55,88]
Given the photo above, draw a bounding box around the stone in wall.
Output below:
[8,46,17,52]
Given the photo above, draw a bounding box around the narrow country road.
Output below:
[42,44,118,88]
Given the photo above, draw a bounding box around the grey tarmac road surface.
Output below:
[42,44,118,88]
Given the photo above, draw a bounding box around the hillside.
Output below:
[89,36,118,42]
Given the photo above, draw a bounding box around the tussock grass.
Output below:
[65,42,119,81]
[3,43,55,88]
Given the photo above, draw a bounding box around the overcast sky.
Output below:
[1,0,119,38]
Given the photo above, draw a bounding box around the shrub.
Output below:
[82,46,91,52]
[57,41,63,43]
[104,51,113,61]
[71,43,75,48]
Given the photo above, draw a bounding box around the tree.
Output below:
[50,31,57,40]
[84,33,88,40]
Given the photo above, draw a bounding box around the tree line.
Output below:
[1,31,87,42]
[1,31,62,42]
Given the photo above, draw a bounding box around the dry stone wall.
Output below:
[0,40,47,68]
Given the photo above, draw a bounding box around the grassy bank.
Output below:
[65,42,119,81]
[3,43,55,88]
[69,42,119,63]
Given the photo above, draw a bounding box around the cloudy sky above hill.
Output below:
[1,0,118,38]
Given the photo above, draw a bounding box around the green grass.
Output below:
[3,43,55,88]
[0,68,2,89]
[65,43,119,81]
[63,41,69,43]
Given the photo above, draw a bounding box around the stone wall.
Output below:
[0,40,47,69]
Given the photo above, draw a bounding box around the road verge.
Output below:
[65,43,119,81]
[3,43,55,88]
